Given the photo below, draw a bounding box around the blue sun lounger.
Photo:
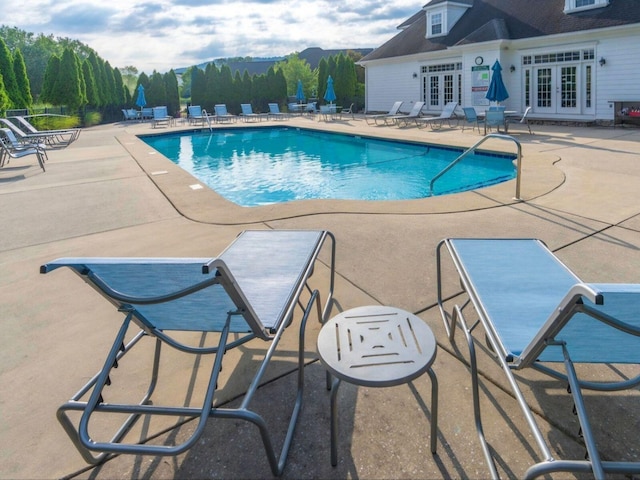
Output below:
[436,238,640,479]
[41,229,336,476]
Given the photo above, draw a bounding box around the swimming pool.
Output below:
[141,127,516,207]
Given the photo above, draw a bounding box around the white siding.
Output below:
[365,61,424,113]
[593,30,640,120]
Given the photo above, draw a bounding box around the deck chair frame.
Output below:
[41,229,336,476]
[436,238,640,479]
[365,101,403,125]
[415,102,459,130]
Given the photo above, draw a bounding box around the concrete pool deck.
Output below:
[1,115,639,479]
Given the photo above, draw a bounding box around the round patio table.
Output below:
[317,305,438,466]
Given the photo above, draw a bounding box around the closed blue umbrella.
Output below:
[324,75,337,104]
[296,79,305,103]
[486,60,509,103]
[135,84,147,108]
[135,84,146,120]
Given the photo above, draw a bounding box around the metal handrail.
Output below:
[429,133,523,200]
[202,109,213,131]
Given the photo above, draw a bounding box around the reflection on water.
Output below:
[142,128,515,206]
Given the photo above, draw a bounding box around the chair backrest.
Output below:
[0,127,23,147]
[388,101,403,115]
[343,103,354,114]
[188,105,202,117]
[241,104,253,115]
[520,106,532,123]
[153,106,168,118]
[485,110,505,126]
[441,102,458,118]
[268,103,280,113]
[13,116,39,134]
[215,104,229,116]
[463,107,478,121]
[407,101,425,117]
[0,118,27,139]
[306,102,317,112]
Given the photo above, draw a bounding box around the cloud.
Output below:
[2,0,416,72]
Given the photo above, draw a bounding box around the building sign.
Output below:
[472,65,490,106]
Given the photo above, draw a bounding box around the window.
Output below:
[564,0,609,13]
[429,11,443,36]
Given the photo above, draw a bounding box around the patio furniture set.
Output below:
[40,227,639,478]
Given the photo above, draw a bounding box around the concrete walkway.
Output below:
[1,116,639,479]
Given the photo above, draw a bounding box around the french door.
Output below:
[534,65,580,114]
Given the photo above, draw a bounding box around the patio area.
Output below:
[1,115,639,479]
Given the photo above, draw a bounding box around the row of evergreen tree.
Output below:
[0,25,365,123]
[185,52,361,116]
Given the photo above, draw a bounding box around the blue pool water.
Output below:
[141,128,515,207]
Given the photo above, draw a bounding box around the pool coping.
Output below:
[117,123,564,225]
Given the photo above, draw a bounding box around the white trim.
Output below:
[564,0,609,14]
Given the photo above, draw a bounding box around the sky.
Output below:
[2,0,422,74]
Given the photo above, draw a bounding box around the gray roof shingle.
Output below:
[361,0,640,62]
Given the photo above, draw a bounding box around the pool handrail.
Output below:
[429,134,523,200]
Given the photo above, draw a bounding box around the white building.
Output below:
[359,0,640,123]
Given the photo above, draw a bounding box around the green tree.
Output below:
[204,62,219,110]
[317,57,328,104]
[275,53,315,99]
[189,66,204,107]
[251,73,267,112]
[241,70,252,107]
[12,48,32,108]
[146,71,166,107]
[87,52,106,107]
[47,48,84,109]
[0,37,20,107]
[0,72,11,114]
[217,65,234,112]
[164,69,180,117]
[39,54,59,104]
[103,61,117,106]
[82,59,99,107]
[334,53,357,107]
[119,65,138,97]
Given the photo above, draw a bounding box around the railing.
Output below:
[429,133,523,200]
[201,109,213,131]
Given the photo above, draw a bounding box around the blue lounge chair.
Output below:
[240,103,266,122]
[187,105,206,125]
[484,110,508,134]
[460,107,481,132]
[40,230,336,476]
[151,106,173,128]
[436,238,640,479]
[214,104,237,123]
[122,109,138,121]
[268,103,288,120]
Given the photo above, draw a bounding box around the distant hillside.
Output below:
[174,47,373,76]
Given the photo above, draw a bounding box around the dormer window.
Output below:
[431,12,443,35]
[428,10,445,37]
[564,0,609,13]
[423,1,471,39]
